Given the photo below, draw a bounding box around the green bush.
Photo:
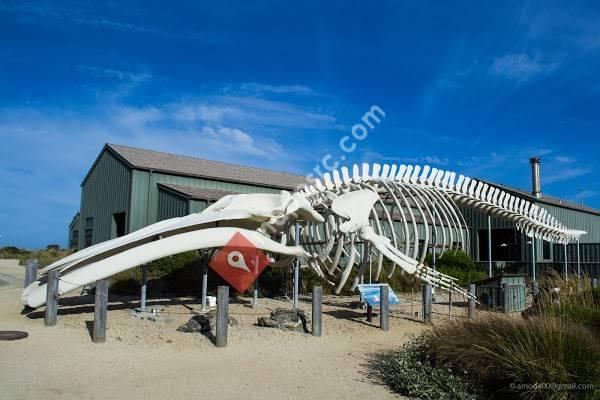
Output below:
[0,246,74,267]
[375,336,481,400]
[424,250,486,286]
[428,316,600,399]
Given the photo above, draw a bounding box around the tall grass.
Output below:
[534,272,600,336]
[428,316,600,399]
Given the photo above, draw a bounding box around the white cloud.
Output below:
[554,155,574,163]
[491,53,557,82]
[171,96,342,130]
[544,167,591,184]
[240,82,314,95]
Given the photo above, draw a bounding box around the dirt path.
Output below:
[1,262,467,400]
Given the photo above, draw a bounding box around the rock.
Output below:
[257,308,308,333]
[177,312,237,333]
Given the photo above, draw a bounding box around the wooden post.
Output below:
[366,305,373,322]
[502,283,510,314]
[468,284,476,320]
[422,284,432,323]
[93,279,108,343]
[216,286,229,347]
[380,285,389,331]
[24,259,38,288]
[312,286,322,337]
[44,270,59,326]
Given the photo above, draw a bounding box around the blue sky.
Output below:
[1,1,600,248]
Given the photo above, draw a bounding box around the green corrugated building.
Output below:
[69,144,599,278]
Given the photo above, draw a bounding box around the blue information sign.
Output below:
[357,284,400,306]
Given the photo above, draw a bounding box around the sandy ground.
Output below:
[0,260,473,400]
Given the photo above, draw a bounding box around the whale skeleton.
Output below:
[22,163,586,308]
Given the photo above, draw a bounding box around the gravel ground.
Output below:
[0,261,476,400]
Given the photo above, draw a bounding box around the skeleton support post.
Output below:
[312,286,322,337]
[216,286,229,347]
[252,254,259,307]
[468,284,476,320]
[24,259,38,288]
[576,239,581,278]
[487,214,492,277]
[140,264,148,313]
[201,257,208,311]
[293,223,301,309]
[422,284,432,323]
[563,243,568,277]
[531,238,537,282]
[448,291,452,320]
[380,285,389,331]
[44,270,59,327]
[93,279,108,343]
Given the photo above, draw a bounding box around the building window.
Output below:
[84,218,94,248]
[70,230,79,249]
[542,240,552,261]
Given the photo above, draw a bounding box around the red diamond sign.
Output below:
[209,232,271,294]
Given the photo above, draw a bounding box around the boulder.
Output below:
[257,308,308,333]
[177,312,238,333]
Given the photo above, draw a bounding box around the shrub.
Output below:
[425,250,486,286]
[428,316,600,399]
[374,336,481,400]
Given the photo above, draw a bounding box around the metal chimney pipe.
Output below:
[530,157,541,198]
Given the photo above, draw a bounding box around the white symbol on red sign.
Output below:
[209,232,270,293]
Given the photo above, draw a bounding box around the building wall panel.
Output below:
[79,151,131,248]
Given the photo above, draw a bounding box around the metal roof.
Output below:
[86,143,600,216]
[158,184,239,201]
[105,143,308,190]
[485,181,600,216]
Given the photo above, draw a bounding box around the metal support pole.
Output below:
[448,291,452,320]
[312,286,322,337]
[252,278,259,307]
[422,284,432,323]
[216,286,229,347]
[432,203,437,271]
[380,285,389,331]
[576,239,581,278]
[44,270,59,327]
[293,223,301,309]
[468,284,476,320]
[563,243,568,277]
[531,238,537,282]
[201,260,208,311]
[93,279,108,343]
[487,214,492,277]
[367,305,373,322]
[24,259,38,288]
[140,265,147,313]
